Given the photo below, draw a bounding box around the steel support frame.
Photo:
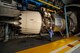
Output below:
[64,6,69,38]
[4,24,9,42]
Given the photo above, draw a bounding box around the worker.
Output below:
[17,3,22,10]
[48,27,54,41]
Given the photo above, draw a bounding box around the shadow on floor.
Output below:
[0,34,63,53]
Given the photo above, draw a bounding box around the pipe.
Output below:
[0,21,20,26]
[64,6,69,38]
[38,0,60,10]
[46,8,56,13]
[66,4,80,7]
[41,7,56,13]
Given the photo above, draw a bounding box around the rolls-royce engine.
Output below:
[0,10,78,42]
[0,0,79,42]
[19,11,75,34]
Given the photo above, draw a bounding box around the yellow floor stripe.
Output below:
[57,40,80,53]
[16,36,80,53]
[65,43,80,53]
[72,41,80,46]
[57,47,71,53]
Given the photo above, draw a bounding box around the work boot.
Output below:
[49,38,53,41]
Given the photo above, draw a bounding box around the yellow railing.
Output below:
[38,0,60,10]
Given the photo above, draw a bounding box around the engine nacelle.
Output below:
[20,11,42,34]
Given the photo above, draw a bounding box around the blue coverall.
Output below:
[48,29,54,39]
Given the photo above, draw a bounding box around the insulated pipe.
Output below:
[38,0,60,9]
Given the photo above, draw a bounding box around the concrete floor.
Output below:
[72,47,80,53]
[0,34,63,53]
[16,36,80,53]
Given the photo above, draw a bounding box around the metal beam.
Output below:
[64,6,69,38]
[4,24,9,42]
